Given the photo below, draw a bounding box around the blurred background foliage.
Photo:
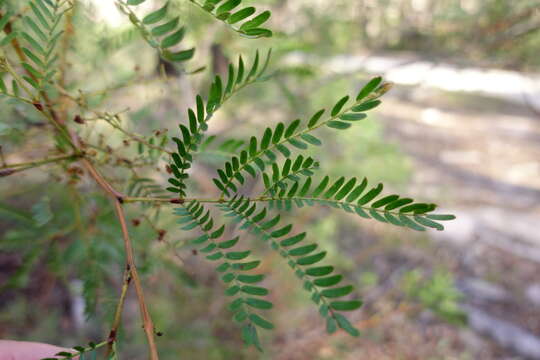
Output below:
[1,0,540,359]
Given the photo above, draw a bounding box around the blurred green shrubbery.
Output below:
[402,269,467,325]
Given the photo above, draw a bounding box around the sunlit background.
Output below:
[1,0,540,359]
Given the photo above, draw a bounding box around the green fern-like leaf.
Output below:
[213,77,391,197]
[167,50,272,197]
[174,200,273,350]
[218,196,362,337]
[118,0,194,63]
[40,340,108,360]
[264,176,455,231]
[15,0,68,92]
[0,7,18,48]
[189,0,272,38]
[261,155,319,197]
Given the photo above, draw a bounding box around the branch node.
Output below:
[33,102,44,111]
[107,329,117,344]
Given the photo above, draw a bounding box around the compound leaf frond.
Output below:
[118,0,194,63]
[174,200,273,350]
[217,197,362,337]
[189,0,272,38]
[167,50,272,196]
[264,176,455,231]
[213,77,392,198]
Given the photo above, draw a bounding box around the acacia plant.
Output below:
[0,0,455,359]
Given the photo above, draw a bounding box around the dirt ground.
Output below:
[274,70,540,359]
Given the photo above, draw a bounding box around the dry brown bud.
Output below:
[73,115,85,124]
[376,82,394,97]
[157,229,166,241]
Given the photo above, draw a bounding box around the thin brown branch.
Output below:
[107,116,173,155]
[45,93,162,360]
[0,153,81,170]
[79,157,162,357]
[106,265,131,357]
[80,158,124,199]
[2,7,160,358]
[124,196,185,204]
[72,105,159,360]
[123,196,279,204]
[55,86,174,155]
[113,200,159,360]
[0,153,83,177]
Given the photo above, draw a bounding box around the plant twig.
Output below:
[106,265,131,357]
[113,200,159,360]
[76,137,161,360]
[0,153,81,170]
[55,87,174,155]
[80,158,124,199]
[105,114,172,155]
[123,196,223,204]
